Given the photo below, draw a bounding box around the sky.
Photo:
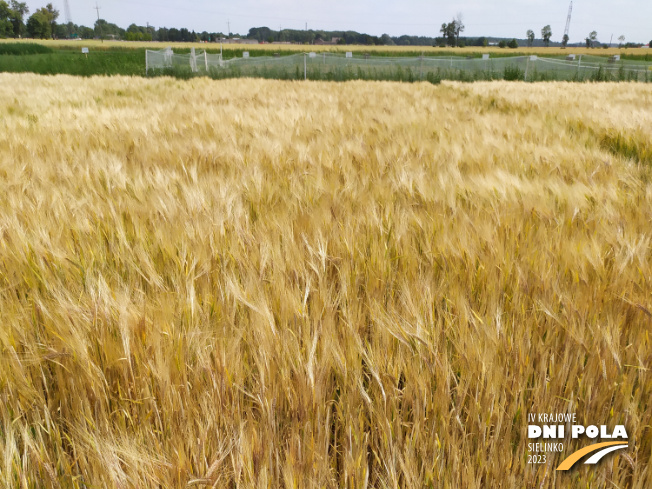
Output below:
[56,1,650,43]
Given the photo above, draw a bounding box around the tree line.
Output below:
[1,3,649,49]
[0,1,227,41]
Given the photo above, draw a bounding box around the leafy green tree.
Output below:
[541,25,552,47]
[587,31,597,48]
[94,18,125,39]
[498,40,506,48]
[380,33,394,46]
[53,22,67,38]
[440,16,464,47]
[526,29,534,47]
[78,25,94,39]
[9,1,28,37]
[0,1,13,38]
[562,34,569,48]
[44,2,57,35]
[507,38,518,48]
[26,8,51,38]
[440,22,455,46]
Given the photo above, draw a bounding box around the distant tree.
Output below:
[94,18,124,39]
[526,29,534,47]
[562,34,569,48]
[53,22,67,38]
[0,1,13,38]
[587,30,598,48]
[380,33,394,45]
[440,16,464,47]
[507,38,518,49]
[541,25,552,47]
[440,22,455,46]
[78,25,94,39]
[167,27,179,41]
[26,8,51,38]
[179,27,191,41]
[125,24,153,41]
[247,26,273,42]
[498,40,506,48]
[9,0,28,37]
[618,35,625,47]
[44,3,58,37]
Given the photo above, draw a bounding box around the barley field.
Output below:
[0,74,651,488]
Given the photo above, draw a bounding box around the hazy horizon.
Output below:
[52,1,651,44]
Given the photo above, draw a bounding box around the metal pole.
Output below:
[95,2,102,43]
[304,53,307,80]
[524,57,529,81]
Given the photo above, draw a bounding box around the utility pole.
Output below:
[227,19,230,37]
[94,2,102,43]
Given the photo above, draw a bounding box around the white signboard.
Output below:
[81,47,89,54]
[482,54,489,60]
[242,51,249,58]
[309,52,316,58]
[530,55,538,61]
[345,52,352,58]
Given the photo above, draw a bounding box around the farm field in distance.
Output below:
[3,38,652,57]
[0,74,651,487]
[1,40,651,82]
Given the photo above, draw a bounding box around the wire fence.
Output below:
[146,48,652,83]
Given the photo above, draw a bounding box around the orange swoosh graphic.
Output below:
[556,442,628,471]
